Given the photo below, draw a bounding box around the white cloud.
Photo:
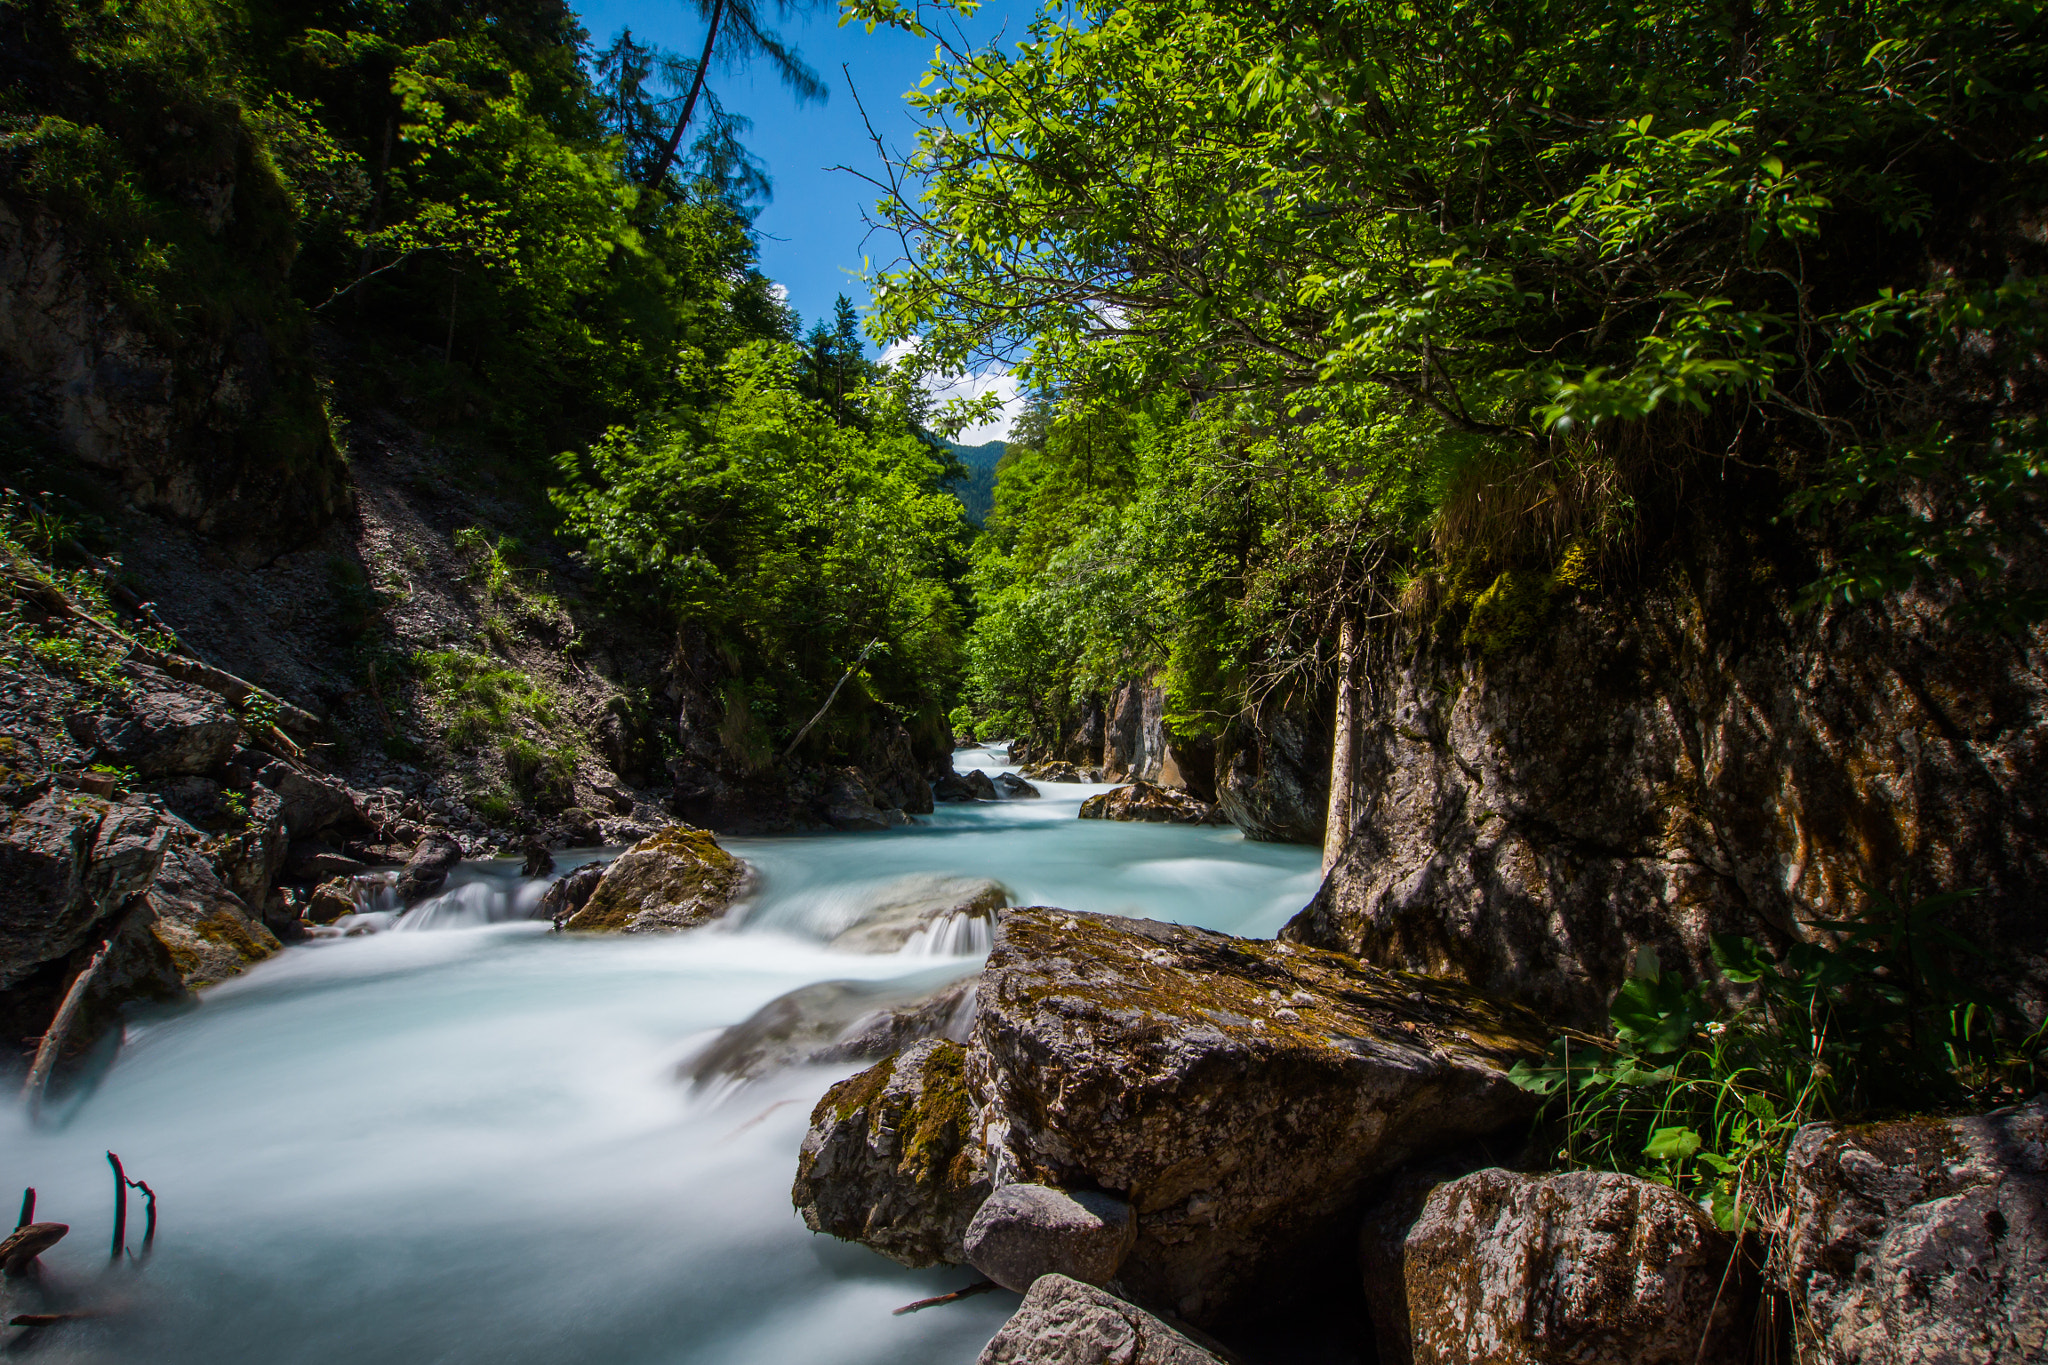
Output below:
[767,282,790,305]
[876,336,1017,444]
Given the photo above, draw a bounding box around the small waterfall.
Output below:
[897,908,996,958]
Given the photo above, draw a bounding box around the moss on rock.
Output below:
[561,824,750,933]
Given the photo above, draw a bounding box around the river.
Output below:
[0,749,1321,1364]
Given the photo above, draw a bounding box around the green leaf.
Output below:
[1644,1126,1702,1160]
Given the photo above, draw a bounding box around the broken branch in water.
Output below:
[15,1189,32,1230]
[21,942,111,1122]
[892,1279,998,1316]
[0,1223,68,1277]
[10,1311,100,1327]
[107,1153,126,1263]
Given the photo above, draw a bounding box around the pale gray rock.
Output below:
[827,874,1009,954]
[965,1184,1137,1292]
[1374,1167,1748,1365]
[682,974,976,1085]
[976,1274,1229,1365]
[1785,1096,2047,1365]
[792,1037,990,1267]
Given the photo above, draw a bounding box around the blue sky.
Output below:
[570,1,1023,438]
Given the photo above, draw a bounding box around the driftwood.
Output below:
[891,1279,998,1316]
[0,1223,68,1277]
[15,1189,32,1229]
[20,942,110,1122]
[105,1153,155,1263]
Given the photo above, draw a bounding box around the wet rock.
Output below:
[285,840,366,882]
[540,862,605,928]
[1019,761,1099,784]
[561,825,749,932]
[304,876,361,925]
[969,909,1549,1325]
[818,767,911,832]
[792,1038,991,1267]
[976,1274,1230,1365]
[965,1184,1137,1293]
[1369,1167,1749,1365]
[1785,1096,2047,1365]
[681,973,977,1085]
[1076,780,1223,826]
[395,832,464,905]
[934,772,979,802]
[0,793,168,989]
[64,687,239,777]
[145,828,282,988]
[995,772,1040,799]
[827,875,1009,954]
[520,838,554,878]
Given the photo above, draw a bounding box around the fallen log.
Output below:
[20,942,110,1122]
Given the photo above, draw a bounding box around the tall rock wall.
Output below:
[1285,514,2048,1027]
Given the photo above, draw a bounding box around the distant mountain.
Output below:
[943,439,1007,525]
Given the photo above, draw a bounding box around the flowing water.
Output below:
[0,749,1321,1364]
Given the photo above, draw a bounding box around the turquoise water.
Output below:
[0,749,1320,1364]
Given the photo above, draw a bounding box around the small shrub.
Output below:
[413,648,558,749]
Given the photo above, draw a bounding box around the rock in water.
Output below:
[1368,1167,1749,1365]
[827,874,1009,954]
[560,825,749,932]
[792,1038,990,1267]
[1019,761,1098,783]
[934,772,979,802]
[971,910,1549,1324]
[539,862,605,928]
[681,974,977,1085]
[965,1184,1137,1293]
[994,772,1040,798]
[964,770,1000,801]
[1785,1096,2047,1365]
[976,1274,1229,1365]
[396,832,464,905]
[1076,781,1222,826]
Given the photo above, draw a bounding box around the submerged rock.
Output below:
[1785,1096,2047,1365]
[681,974,978,1085]
[792,1038,991,1267]
[970,909,1549,1324]
[561,824,749,932]
[1076,781,1223,826]
[1367,1167,1749,1365]
[965,1183,1137,1293]
[976,1274,1230,1365]
[826,874,1009,954]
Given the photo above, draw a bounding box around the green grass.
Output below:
[412,648,559,750]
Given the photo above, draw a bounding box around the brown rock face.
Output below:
[561,825,748,932]
[968,910,1549,1324]
[1286,549,2048,1025]
[1369,1168,1748,1365]
[1076,781,1224,826]
[1785,1097,2047,1365]
[791,1038,991,1267]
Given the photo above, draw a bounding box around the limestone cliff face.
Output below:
[0,156,344,555]
[1285,519,2048,1027]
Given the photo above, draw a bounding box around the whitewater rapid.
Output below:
[0,750,1320,1364]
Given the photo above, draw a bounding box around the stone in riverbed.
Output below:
[969,909,1550,1325]
[681,974,978,1085]
[976,1274,1230,1365]
[539,861,605,928]
[560,825,749,932]
[1365,1167,1749,1365]
[934,772,979,802]
[1076,780,1222,826]
[1019,761,1099,784]
[1784,1095,2047,1365]
[792,1037,991,1267]
[964,1183,1137,1293]
[395,832,463,904]
[827,874,1009,954]
[994,772,1040,799]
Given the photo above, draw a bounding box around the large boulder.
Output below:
[213,784,289,910]
[977,1275,1230,1365]
[934,772,980,802]
[827,875,1009,954]
[1076,781,1224,826]
[64,687,239,777]
[817,767,911,832]
[995,772,1040,799]
[0,793,168,989]
[560,825,749,932]
[1785,1096,2047,1365]
[965,1184,1137,1293]
[792,1037,991,1267]
[145,826,283,989]
[967,910,1550,1325]
[1363,1167,1749,1365]
[682,974,978,1085]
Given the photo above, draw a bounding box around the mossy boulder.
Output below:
[970,909,1551,1326]
[1076,780,1224,826]
[791,1038,993,1267]
[560,824,750,933]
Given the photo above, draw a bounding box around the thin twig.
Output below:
[892,1279,999,1315]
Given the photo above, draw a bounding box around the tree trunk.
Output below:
[646,0,726,187]
[1322,613,1358,874]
